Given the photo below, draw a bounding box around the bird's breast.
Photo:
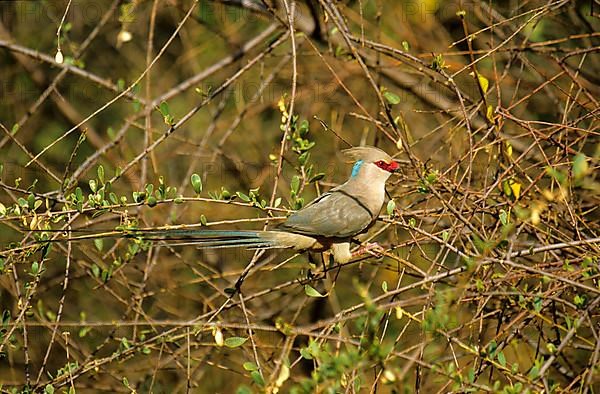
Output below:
[347,182,386,218]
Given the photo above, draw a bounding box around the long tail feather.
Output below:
[44,228,320,252]
[133,229,279,249]
[148,229,321,251]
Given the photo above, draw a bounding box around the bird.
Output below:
[135,145,400,264]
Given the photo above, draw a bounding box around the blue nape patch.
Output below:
[351,160,364,177]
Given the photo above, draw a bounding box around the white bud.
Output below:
[118,30,133,43]
[54,50,64,64]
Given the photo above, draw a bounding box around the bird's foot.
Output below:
[352,242,384,259]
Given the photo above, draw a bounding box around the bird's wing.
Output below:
[278,189,376,238]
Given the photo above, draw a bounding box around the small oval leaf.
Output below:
[224,336,248,348]
[477,72,489,94]
[383,91,401,105]
[386,199,396,216]
[191,173,202,194]
[243,361,258,371]
[305,284,325,298]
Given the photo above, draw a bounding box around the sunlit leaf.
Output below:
[386,199,396,216]
[509,180,521,199]
[573,153,588,180]
[477,72,489,94]
[275,364,290,388]
[305,284,325,297]
[191,174,202,194]
[383,91,401,105]
[94,238,103,252]
[486,105,494,123]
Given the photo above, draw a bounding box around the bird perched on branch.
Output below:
[137,145,400,263]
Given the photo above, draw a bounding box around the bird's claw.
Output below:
[352,242,384,259]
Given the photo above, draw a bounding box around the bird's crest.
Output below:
[342,146,392,163]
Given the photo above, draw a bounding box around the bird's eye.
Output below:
[374,160,399,173]
[374,160,388,170]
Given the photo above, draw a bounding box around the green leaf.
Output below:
[573,153,588,180]
[191,173,202,194]
[309,173,325,183]
[236,192,251,202]
[1,309,10,326]
[236,385,253,394]
[298,119,309,136]
[497,351,506,367]
[386,199,396,216]
[91,264,100,278]
[250,370,265,387]
[304,284,325,297]
[487,340,497,357]
[290,175,300,194]
[499,209,508,226]
[502,180,512,197]
[109,193,118,205]
[442,230,449,242]
[401,41,410,51]
[97,165,105,184]
[300,347,313,359]
[243,362,258,371]
[0,202,6,217]
[27,193,35,209]
[147,196,157,207]
[431,54,446,71]
[17,197,27,208]
[383,91,401,105]
[75,187,83,201]
[159,101,170,116]
[298,151,310,165]
[44,384,55,394]
[528,365,540,379]
[224,336,248,348]
[546,166,567,184]
[94,238,103,252]
[89,179,97,193]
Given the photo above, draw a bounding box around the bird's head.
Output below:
[342,146,400,181]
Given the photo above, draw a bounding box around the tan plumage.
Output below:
[132,146,400,263]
